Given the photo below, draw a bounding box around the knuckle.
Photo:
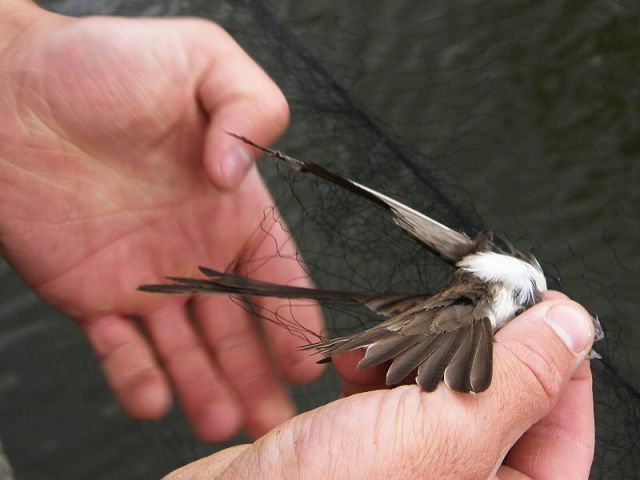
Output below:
[154,335,202,364]
[502,339,565,411]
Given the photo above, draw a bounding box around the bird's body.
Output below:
[139,134,558,394]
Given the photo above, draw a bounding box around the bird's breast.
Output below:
[488,283,522,330]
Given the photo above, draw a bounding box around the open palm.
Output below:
[0,10,323,441]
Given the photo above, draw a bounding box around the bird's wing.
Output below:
[139,266,426,317]
[228,133,479,264]
[304,278,493,393]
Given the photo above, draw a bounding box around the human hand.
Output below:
[165,293,596,479]
[0,2,323,441]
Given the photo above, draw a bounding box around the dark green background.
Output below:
[1,1,638,478]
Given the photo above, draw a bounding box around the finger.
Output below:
[162,444,251,480]
[333,350,389,396]
[494,466,528,479]
[234,193,326,385]
[542,290,568,301]
[82,314,171,419]
[501,361,594,479]
[341,379,389,398]
[196,24,289,190]
[141,302,243,442]
[485,299,596,457]
[193,294,296,440]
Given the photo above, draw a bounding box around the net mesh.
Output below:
[1,0,638,478]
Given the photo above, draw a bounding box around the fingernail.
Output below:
[545,304,594,354]
[221,147,253,189]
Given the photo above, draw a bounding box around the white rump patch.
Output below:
[457,252,547,304]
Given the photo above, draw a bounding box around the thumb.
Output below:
[195,24,289,190]
[485,298,596,464]
[397,298,598,479]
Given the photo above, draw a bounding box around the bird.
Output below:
[139,133,600,394]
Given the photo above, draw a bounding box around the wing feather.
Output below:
[228,133,479,264]
[469,317,493,392]
[386,334,448,386]
[415,328,467,391]
[443,320,479,392]
[357,335,422,370]
[139,267,419,311]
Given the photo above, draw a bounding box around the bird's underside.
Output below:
[139,133,500,393]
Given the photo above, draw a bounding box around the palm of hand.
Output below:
[4,18,242,312]
[0,14,322,441]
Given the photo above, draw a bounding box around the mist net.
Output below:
[1,1,638,479]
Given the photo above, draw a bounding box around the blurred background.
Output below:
[1,1,638,478]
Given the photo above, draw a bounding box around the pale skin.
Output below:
[0,0,324,441]
[0,2,596,478]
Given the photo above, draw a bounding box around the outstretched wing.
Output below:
[228,133,480,264]
[139,271,493,392]
[138,266,428,318]
[302,278,494,393]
